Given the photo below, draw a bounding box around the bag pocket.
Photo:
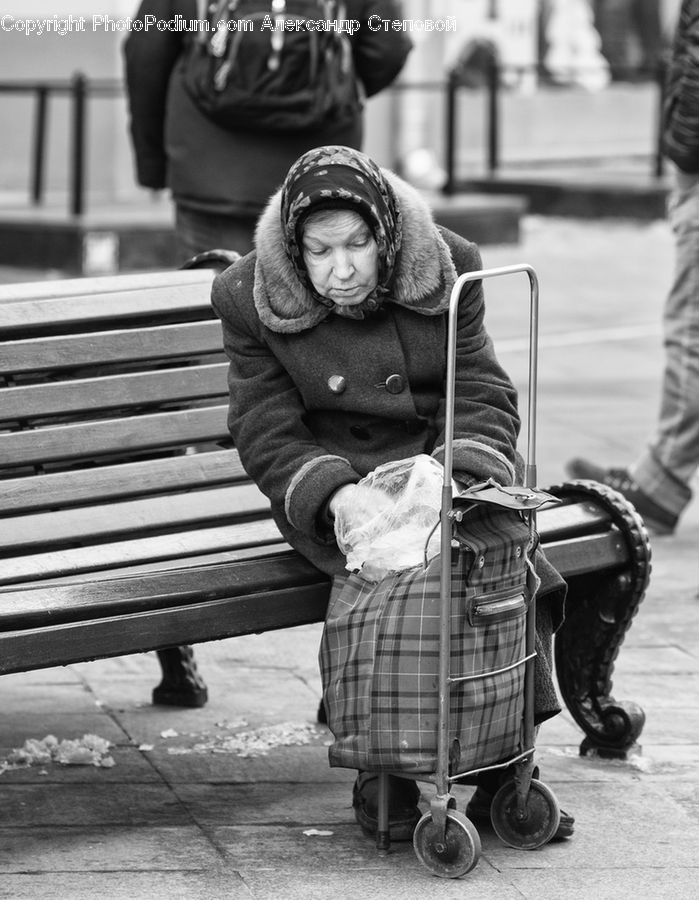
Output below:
[468,586,527,627]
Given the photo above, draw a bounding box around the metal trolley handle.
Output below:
[436,264,540,798]
[442,264,539,493]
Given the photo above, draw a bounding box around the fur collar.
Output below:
[253,170,457,333]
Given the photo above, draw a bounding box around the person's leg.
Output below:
[352,772,421,841]
[567,174,699,532]
[175,205,257,263]
[630,0,664,74]
[630,175,699,519]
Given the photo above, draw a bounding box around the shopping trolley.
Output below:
[413,264,561,876]
[321,265,562,878]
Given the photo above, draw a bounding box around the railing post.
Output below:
[443,71,457,195]
[653,57,667,180]
[31,86,48,206]
[486,58,500,175]
[70,71,87,217]
[389,84,402,174]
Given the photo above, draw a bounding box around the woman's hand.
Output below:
[328,482,394,523]
[328,484,358,519]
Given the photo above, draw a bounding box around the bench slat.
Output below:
[0,280,215,333]
[0,513,625,594]
[1,363,229,421]
[1,483,269,551]
[533,499,611,537]
[0,405,229,466]
[0,448,244,514]
[0,321,223,374]
[0,552,325,625]
[2,542,288,587]
[0,269,215,305]
[0,513,623,588]
[542,532,627,577]
[0,580,331,677]
[0,520,284,586]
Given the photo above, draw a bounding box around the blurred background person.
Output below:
[123,0,412,259]
[592,0,666,79]
[568,0,699,536]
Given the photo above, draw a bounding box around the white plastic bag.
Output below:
[333,454,443,580]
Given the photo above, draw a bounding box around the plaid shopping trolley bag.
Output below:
[319,495,539,775]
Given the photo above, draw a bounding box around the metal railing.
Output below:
[0,64,668,217]
[0,73,121,217]
[442,60,668,193]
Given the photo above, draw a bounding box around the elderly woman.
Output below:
[211,145,573,843]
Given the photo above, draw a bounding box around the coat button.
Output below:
[328,375,346,394]
[385,374,405,394]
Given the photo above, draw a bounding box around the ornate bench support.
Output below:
[550,481,652,759]
[153,645,209,708]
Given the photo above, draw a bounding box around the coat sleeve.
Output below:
[431,232,521,486]
[123,0,194,189]
[350,1,413,97]
[211,266,361,543]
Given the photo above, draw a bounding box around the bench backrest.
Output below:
[0,270,281,586]
[0,270,630,592]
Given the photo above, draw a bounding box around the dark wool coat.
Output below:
[211,173,520,575]
[123,0,412,215]
[212,171,566,721]
[663,0,699,173]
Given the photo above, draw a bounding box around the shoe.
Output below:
[466,785,575,841]
[565,459,678,535]
[352,772,421,842]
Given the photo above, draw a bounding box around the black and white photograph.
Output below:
[0,2,697,898]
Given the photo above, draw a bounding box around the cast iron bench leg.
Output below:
[550,481,652,759]
[153,645,208,708]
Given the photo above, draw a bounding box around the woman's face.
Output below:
[301,210,379,307]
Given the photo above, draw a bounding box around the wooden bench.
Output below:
[0,267,652,759]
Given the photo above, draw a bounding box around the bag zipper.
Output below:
[472,592,525,618]
[468,586,527,626]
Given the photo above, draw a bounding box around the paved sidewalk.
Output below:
[1,216,698,899]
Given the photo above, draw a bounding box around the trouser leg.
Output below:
[631,173,699,517]
[175,205,257,262]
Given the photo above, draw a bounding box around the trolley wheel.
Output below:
[412,809,481,878]
[491,778,561,850]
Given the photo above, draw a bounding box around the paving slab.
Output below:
[508,869,699,900]
[171,780,357,828]
[0,712,127,751]
[0,825,222,874]
[226,830,528,900]
[0,745,160,784]
[0,783,190,827]
[481,781,699,870]
[0,870,251,900]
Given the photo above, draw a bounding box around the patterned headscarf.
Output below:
[279,146,403,314]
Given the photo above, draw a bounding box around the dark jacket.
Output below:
[211,172,520,576]
[123,0,412,214]
[662,0,699,173]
